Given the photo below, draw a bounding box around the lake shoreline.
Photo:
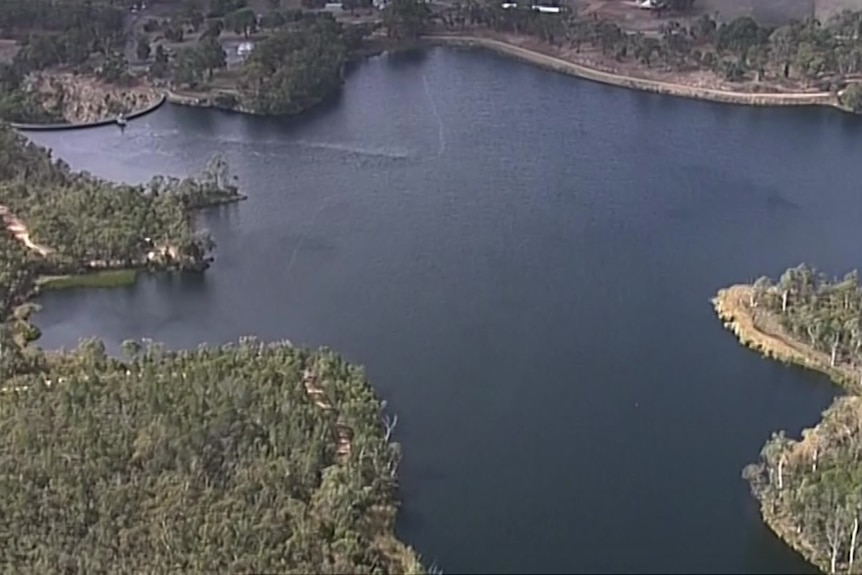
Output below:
[9,93,168,132]
[713,284,857,574]
[164,37,418,116]
[712,284,858,391]
[426,34,850,112]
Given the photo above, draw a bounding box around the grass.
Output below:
[36,269,138,291]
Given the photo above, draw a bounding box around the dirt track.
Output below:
[427,35,836,107]
[0,206,52,257]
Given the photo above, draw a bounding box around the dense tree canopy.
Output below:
[0,338,422,574]
[0,123,237,273]
[749,264,862,382]
[238,16,360,115]
[383,0,432,41]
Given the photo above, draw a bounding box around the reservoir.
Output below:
[27,46,861,573]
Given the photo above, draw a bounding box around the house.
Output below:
[637,0,660,9]
[237,42,255,59]
[324,2,344,12]
[532,4,561,13]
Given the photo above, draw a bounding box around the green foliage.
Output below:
[198,35,227,77]
[5,2,125,73]
[225,7,258,37]
[743,264,862,573]
[0,123,241,275]
[842,83,862,112]
[36,269,138,291]
[746,397,862,574]
[238,16,353,116]
[0,338,423,574]
[0,63,63,123]
[0,117,421,573]
[383,0,431,40]
[749,264,862,375]
[441,5,862,84]
[136,36,152,62]
[208,0,248,19]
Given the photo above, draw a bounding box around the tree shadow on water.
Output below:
[382,47,428,70]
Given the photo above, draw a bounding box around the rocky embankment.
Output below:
[26,73,161,124]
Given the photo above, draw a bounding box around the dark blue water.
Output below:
[27,46,860,573]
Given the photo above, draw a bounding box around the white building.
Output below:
[237,42,255,59]
[532,4,561,13]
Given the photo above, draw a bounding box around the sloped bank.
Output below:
[9,94,167,132]
[713,282,862,574]
[711,284,858,390]
[426,35,839,109]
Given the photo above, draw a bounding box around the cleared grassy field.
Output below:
[815,0,862,21]
[573,0,833,29]
[696,0,814,25]
[697,0,862,24]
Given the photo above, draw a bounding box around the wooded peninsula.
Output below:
[0,122,424,573]
[714,265,862,574]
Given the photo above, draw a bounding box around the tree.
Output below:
[259,11,286,30]
[202,18,225,39]
[382,0,431,40]
[98,52,127,83]
[150,44,170,78]
[135,36,151,61]
[171,47,203,88]
[197,36,226,79]
[225,7,258,37]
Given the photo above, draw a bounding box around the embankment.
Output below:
[712,284,858,390]
[714,284,860,573]
[426,35,839,109]
[9,94,167,132]
[164,89,243,112]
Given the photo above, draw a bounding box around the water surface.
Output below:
[29,46,861,573]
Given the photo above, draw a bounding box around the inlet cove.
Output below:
[7,39,862,575]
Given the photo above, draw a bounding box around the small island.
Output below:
[714,264,862,574]
[0,122,424,573]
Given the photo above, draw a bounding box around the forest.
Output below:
[236,16,367,115]
[739,264,862,573]
[748,264,862,384]
[0,122,424,572]
[0,338,423,573]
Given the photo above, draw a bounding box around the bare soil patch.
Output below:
[0,39,19,64]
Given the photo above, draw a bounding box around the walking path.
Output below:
[427,35,838,107]
[302,367,353,459]
[0,205,53,256]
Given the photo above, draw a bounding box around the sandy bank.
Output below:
[0,205,52,256]
[712,284,859,391]
[427,35,840,109]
